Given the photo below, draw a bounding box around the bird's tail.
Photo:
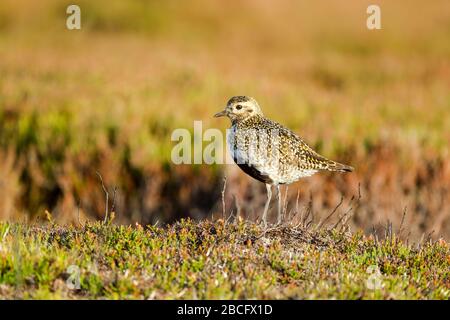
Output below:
[326,160,354,173]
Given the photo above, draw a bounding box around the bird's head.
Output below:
[214,96,262,122]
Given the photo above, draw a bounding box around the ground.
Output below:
[0,219,449,299]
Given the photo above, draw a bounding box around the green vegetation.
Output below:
[0,219,449,299]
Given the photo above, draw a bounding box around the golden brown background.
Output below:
[0,0,449,239]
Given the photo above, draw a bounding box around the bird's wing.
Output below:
[275,123,353,172]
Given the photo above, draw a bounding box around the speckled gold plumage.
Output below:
[214,95,354,226]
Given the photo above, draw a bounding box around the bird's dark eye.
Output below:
[236,105,243,110]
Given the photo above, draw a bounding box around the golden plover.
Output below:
[214,96,354,226]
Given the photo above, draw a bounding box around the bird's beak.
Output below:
[214,109,227,118]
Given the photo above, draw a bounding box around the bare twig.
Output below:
[96,171,109,223]
[304,192,314,229]
[398,206,407,237]
[76,198,83,227]
[221,176,227,220]
[331,183,362,231]
[383,220,393,241]
[425,230,435,243]
[293,190,301,227]
[111,186,118,214]
[331,195,354,230]
[338,207,354,232]
[317,195,344,230]
[226,209,234,224]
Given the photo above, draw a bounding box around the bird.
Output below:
[214,96,354,227]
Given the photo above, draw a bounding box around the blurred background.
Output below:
[0,0,449,240]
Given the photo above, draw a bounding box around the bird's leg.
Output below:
[262,184,272,228]
[276,185,282,225]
